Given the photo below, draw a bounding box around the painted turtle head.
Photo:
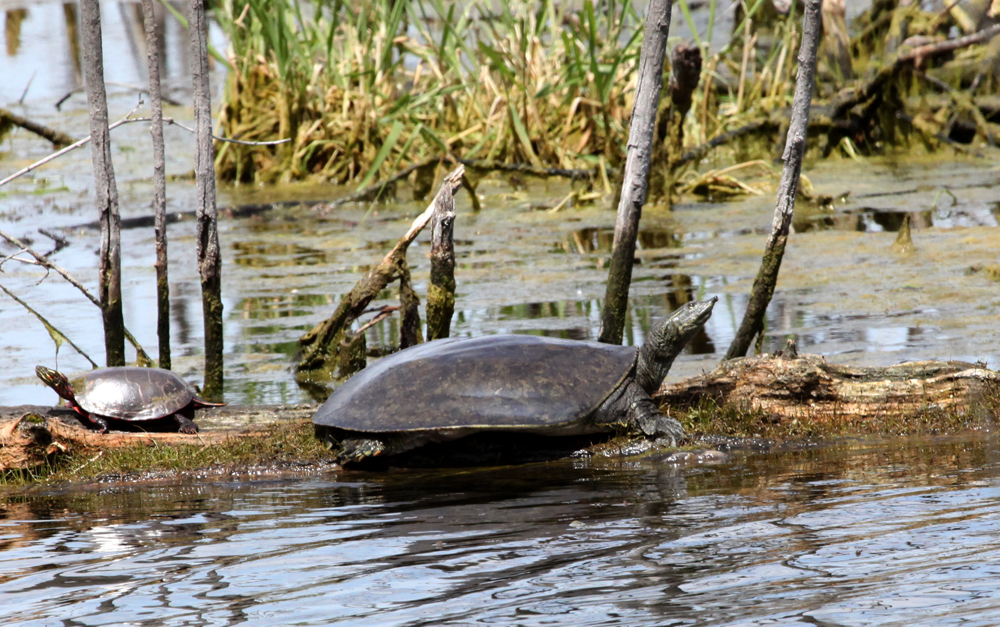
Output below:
[35,366,76,403]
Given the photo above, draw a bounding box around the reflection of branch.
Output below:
[0,283,98,368]
[38,228,69,256]
[0,114,289,189]
[0,229,152,365]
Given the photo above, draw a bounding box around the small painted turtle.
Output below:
[36,366,224,434]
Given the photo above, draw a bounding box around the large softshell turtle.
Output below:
[314,298,716,462]
[36,366,224,434]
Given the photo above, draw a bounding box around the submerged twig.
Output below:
[55,81,183,110]
[0,107,76,147]
[38,228,69,256]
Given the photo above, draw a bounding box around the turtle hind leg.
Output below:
[339,437,388,463]
[77,412,109,434]
[337,433,432,464]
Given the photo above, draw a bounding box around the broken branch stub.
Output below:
[296,166,465,378]
[426,180,457,341]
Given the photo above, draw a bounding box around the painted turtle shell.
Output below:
[313,334,638,434]
[68,367,206,420]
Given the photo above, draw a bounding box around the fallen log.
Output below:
[0,404,314,472]
[658,348,999,435]
[4,353,996,474]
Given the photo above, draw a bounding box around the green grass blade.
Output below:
[356,121,404,190]
[507,101,541,166]
[676,0,703,49]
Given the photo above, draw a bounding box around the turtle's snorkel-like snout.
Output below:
[675,296,717,333]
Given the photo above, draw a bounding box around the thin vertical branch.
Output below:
[189,0,224,398]
[80,0,125,366]
[725,0,822,360]
[598,0,674,345]
[142,0,171,370]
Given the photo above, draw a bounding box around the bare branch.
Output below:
[0,229,152,364]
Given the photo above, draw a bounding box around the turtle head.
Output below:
[635,297,717,395]
[35,366,76,402]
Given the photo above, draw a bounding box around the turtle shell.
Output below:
[313,335,638,433]
[71,367,199,421]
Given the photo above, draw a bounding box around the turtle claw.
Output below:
[338,437,387,463]
[174,415,200,434]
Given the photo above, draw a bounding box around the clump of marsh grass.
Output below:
[212,0,1000,193]
[214,0,646,185]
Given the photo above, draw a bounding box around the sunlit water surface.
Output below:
[2,435,999,626]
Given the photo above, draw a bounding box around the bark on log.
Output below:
[599,0,674,345]
[296,167,465,377]
[80,0,125,367]
[142,0,171,370]
[657,352,999,429]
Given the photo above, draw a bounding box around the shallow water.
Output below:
[2,434,999,626]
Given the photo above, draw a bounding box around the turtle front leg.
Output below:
[173,415,200,434]
[594,379,684,446]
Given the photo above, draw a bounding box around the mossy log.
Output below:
[657,351,998,430]
[0,405,313,471]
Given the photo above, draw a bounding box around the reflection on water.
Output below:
[1,435,999,625]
